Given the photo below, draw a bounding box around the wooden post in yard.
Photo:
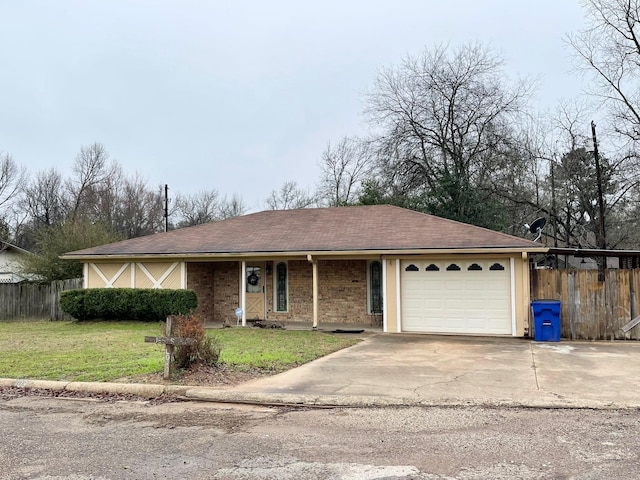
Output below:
[144,315,196,379]
[164,316,174,379]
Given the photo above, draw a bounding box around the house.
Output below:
[62,205,547,336]
[0,242,33,283]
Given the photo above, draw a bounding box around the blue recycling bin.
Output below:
[531,300,561,342]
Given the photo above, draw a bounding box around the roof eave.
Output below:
[1,242,35,256]
[546,247,640,258]
[61,246,548,261]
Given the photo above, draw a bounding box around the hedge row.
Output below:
[60,288,198,321]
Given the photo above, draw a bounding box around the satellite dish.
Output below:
[528,217,546,234]
[524,217,546,242]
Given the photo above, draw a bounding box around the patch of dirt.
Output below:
[0,364,274,406]
[120,363,272,387]
[0,386,179,404]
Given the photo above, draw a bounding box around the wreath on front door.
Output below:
[247,273,259,286]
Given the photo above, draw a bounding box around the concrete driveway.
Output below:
[189,334,640,408]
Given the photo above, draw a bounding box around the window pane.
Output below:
[246,266,261,293]
[276,262,287,312]
[370,261,383,314]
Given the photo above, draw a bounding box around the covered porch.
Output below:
[186,257,384,329]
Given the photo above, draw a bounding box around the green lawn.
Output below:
[0,321,361,382]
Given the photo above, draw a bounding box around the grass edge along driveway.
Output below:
[0,321,361,382]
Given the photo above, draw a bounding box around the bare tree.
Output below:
[114,175,164,238]
[93,162,124,231]
[64,142,119,222]
[172,190,246,227]
[173,189,222,227]
[21,168,65,228]
[0,152,27,214]
[318,137,372,206]
[479,118,548,235]
[218,194,246,219]
[363,43,533,228]
[0,153,28,244]
[265,181,317,210]
[568,0,640,142]
[509,105,640,249]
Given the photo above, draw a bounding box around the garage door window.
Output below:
[405,264,419,272]
[425,263,440,271]
[446,263,461,271]
[468,263,483,271]
[490,263,505,271]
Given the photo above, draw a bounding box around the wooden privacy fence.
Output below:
[530,269,640,340]
[0,278,82,321]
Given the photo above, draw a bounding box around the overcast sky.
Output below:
[1,1,589,212]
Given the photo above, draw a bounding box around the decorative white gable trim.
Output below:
[90,263,131,288]
[138,262,179,289]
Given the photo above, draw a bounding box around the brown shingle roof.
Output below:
[64,205,545,257]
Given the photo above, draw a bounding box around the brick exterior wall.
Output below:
[318,259,370,324]
[267,260,313,322]
[186,262,215,320]
[266,259,376,325]
[212,261,240,323]
[187,261,239,323]
[188,259,379,326]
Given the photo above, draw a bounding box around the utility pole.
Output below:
[164,184,169,233]
[550,157,558,268]
[591,121,607,280]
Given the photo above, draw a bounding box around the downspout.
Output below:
[307,254,319,330]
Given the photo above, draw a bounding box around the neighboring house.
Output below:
[0,242,32,283]
[62,205,547,336]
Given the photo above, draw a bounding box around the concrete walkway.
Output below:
[3,334,640,409]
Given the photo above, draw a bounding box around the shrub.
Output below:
[60,288,198,321]
[171,314,222,368]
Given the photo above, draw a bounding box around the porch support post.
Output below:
[396,259,401,333]
[83,263,89,289]
[307,254,319,330]
[241,260,247,327]
[510,257,517,336]
[382,257,387,332]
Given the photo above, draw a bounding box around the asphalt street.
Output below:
[1,395,639,480]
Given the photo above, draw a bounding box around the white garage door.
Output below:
[401,259,512,335]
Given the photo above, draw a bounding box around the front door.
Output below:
[245,263,265,320]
